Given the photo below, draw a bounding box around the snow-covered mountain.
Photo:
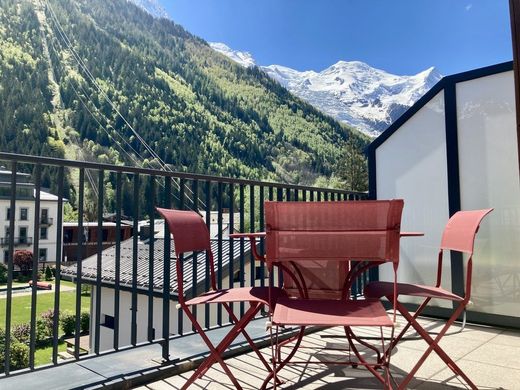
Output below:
[210,42,442,136]
[128,0,169,19]
[209,43,256,68]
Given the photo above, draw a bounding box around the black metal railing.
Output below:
[0,237,33,247]
[40,217,53,226]
[0,152,368,376]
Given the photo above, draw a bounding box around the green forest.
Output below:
[0,0,370,207]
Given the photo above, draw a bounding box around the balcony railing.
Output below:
[40,217,53,226]
[0,152,369,377]
[0,236,33,247]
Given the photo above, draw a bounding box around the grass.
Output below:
[0,279,91,367]
[34,340,68,366]
[0,282,90,326]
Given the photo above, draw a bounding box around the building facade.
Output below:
[0,169,62,267]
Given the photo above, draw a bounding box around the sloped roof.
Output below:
[61,237,251,298]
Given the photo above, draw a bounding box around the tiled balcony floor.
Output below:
[136,316,520,389]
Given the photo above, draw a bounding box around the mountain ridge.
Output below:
[209,42,442,136]
[0,0,369,192]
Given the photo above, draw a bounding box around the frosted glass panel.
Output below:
[456,71,520,317]
[376,92,451,307]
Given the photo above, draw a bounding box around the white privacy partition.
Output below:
[456,71,520,317]
[369,62,519,327]
[376,92,452,308]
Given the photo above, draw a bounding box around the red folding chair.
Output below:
[262,200,404,389]
[156,207,287,390]
[364,208,493,389]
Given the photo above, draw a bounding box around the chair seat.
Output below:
[272,297,393,327]
[364,281,463,302]
[185,286,287,306]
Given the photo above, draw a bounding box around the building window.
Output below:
[64,228,74,243]
[40,227,48,240]
[20,208,28,221]
[233,270,242,283]
[41,209,49,224]
[39,248,47,262]
[19,227,28,244]
[101,314,115,329]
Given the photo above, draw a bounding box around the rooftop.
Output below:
[61,237,251,296]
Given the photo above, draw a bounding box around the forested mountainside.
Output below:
[0,0,369,193]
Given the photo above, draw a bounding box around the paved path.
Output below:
[0,282,75,298]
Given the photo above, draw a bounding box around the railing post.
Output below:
[162,176,172,361]
[29,164,41,369]
[74,168,85,360]
[4,161,17,375]
[113,172,122,350]
[94,169,104,354]
[52,166,64,365]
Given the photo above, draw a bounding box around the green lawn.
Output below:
[0,280,91,368]
[34,340,68,366]
[0,284,90,326]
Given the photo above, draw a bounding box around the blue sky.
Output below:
[161,0,512,76]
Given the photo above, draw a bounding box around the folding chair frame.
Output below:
[365,208,493,390]
[157,208,282,390]
[261,200,404,390]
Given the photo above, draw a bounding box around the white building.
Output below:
[0,168,63,267]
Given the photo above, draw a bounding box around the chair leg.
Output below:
[380,296,433,364]
[260,326,306,390]
[344,325,382,365]
[181,303,263,389]
[396,301,477,390]
[221,302,276,376]
[345,325,391,387]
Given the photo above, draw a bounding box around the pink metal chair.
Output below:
[156,207,287,390]
[263,200,404,389]
[364,208,493,389]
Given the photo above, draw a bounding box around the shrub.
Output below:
[81,284,91,296]
[35,319,51,344]
[44,266,53,281]
[0,328,29,372]
[37,309,56,344]
[61,312,76,336]
[80,312,90,333]
[9,341,29,370]
[40,309,55,330]
[16,274,30,283]
[0,263,7,284]
[12,323,30,344]
[13,250,32,275]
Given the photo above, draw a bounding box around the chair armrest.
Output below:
[229,232,266,238]
[400,231,424,237]
[229,232,266,261]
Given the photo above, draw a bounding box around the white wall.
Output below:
[456,71,520,317]
[90,262,267,352]
[375,68,520,320]
[376,91,452,308]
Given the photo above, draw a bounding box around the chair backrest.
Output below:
[156,207,211,255]
[440,208,493,254]
[265,200,403,299]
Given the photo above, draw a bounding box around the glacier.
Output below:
[210,42,442,137]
